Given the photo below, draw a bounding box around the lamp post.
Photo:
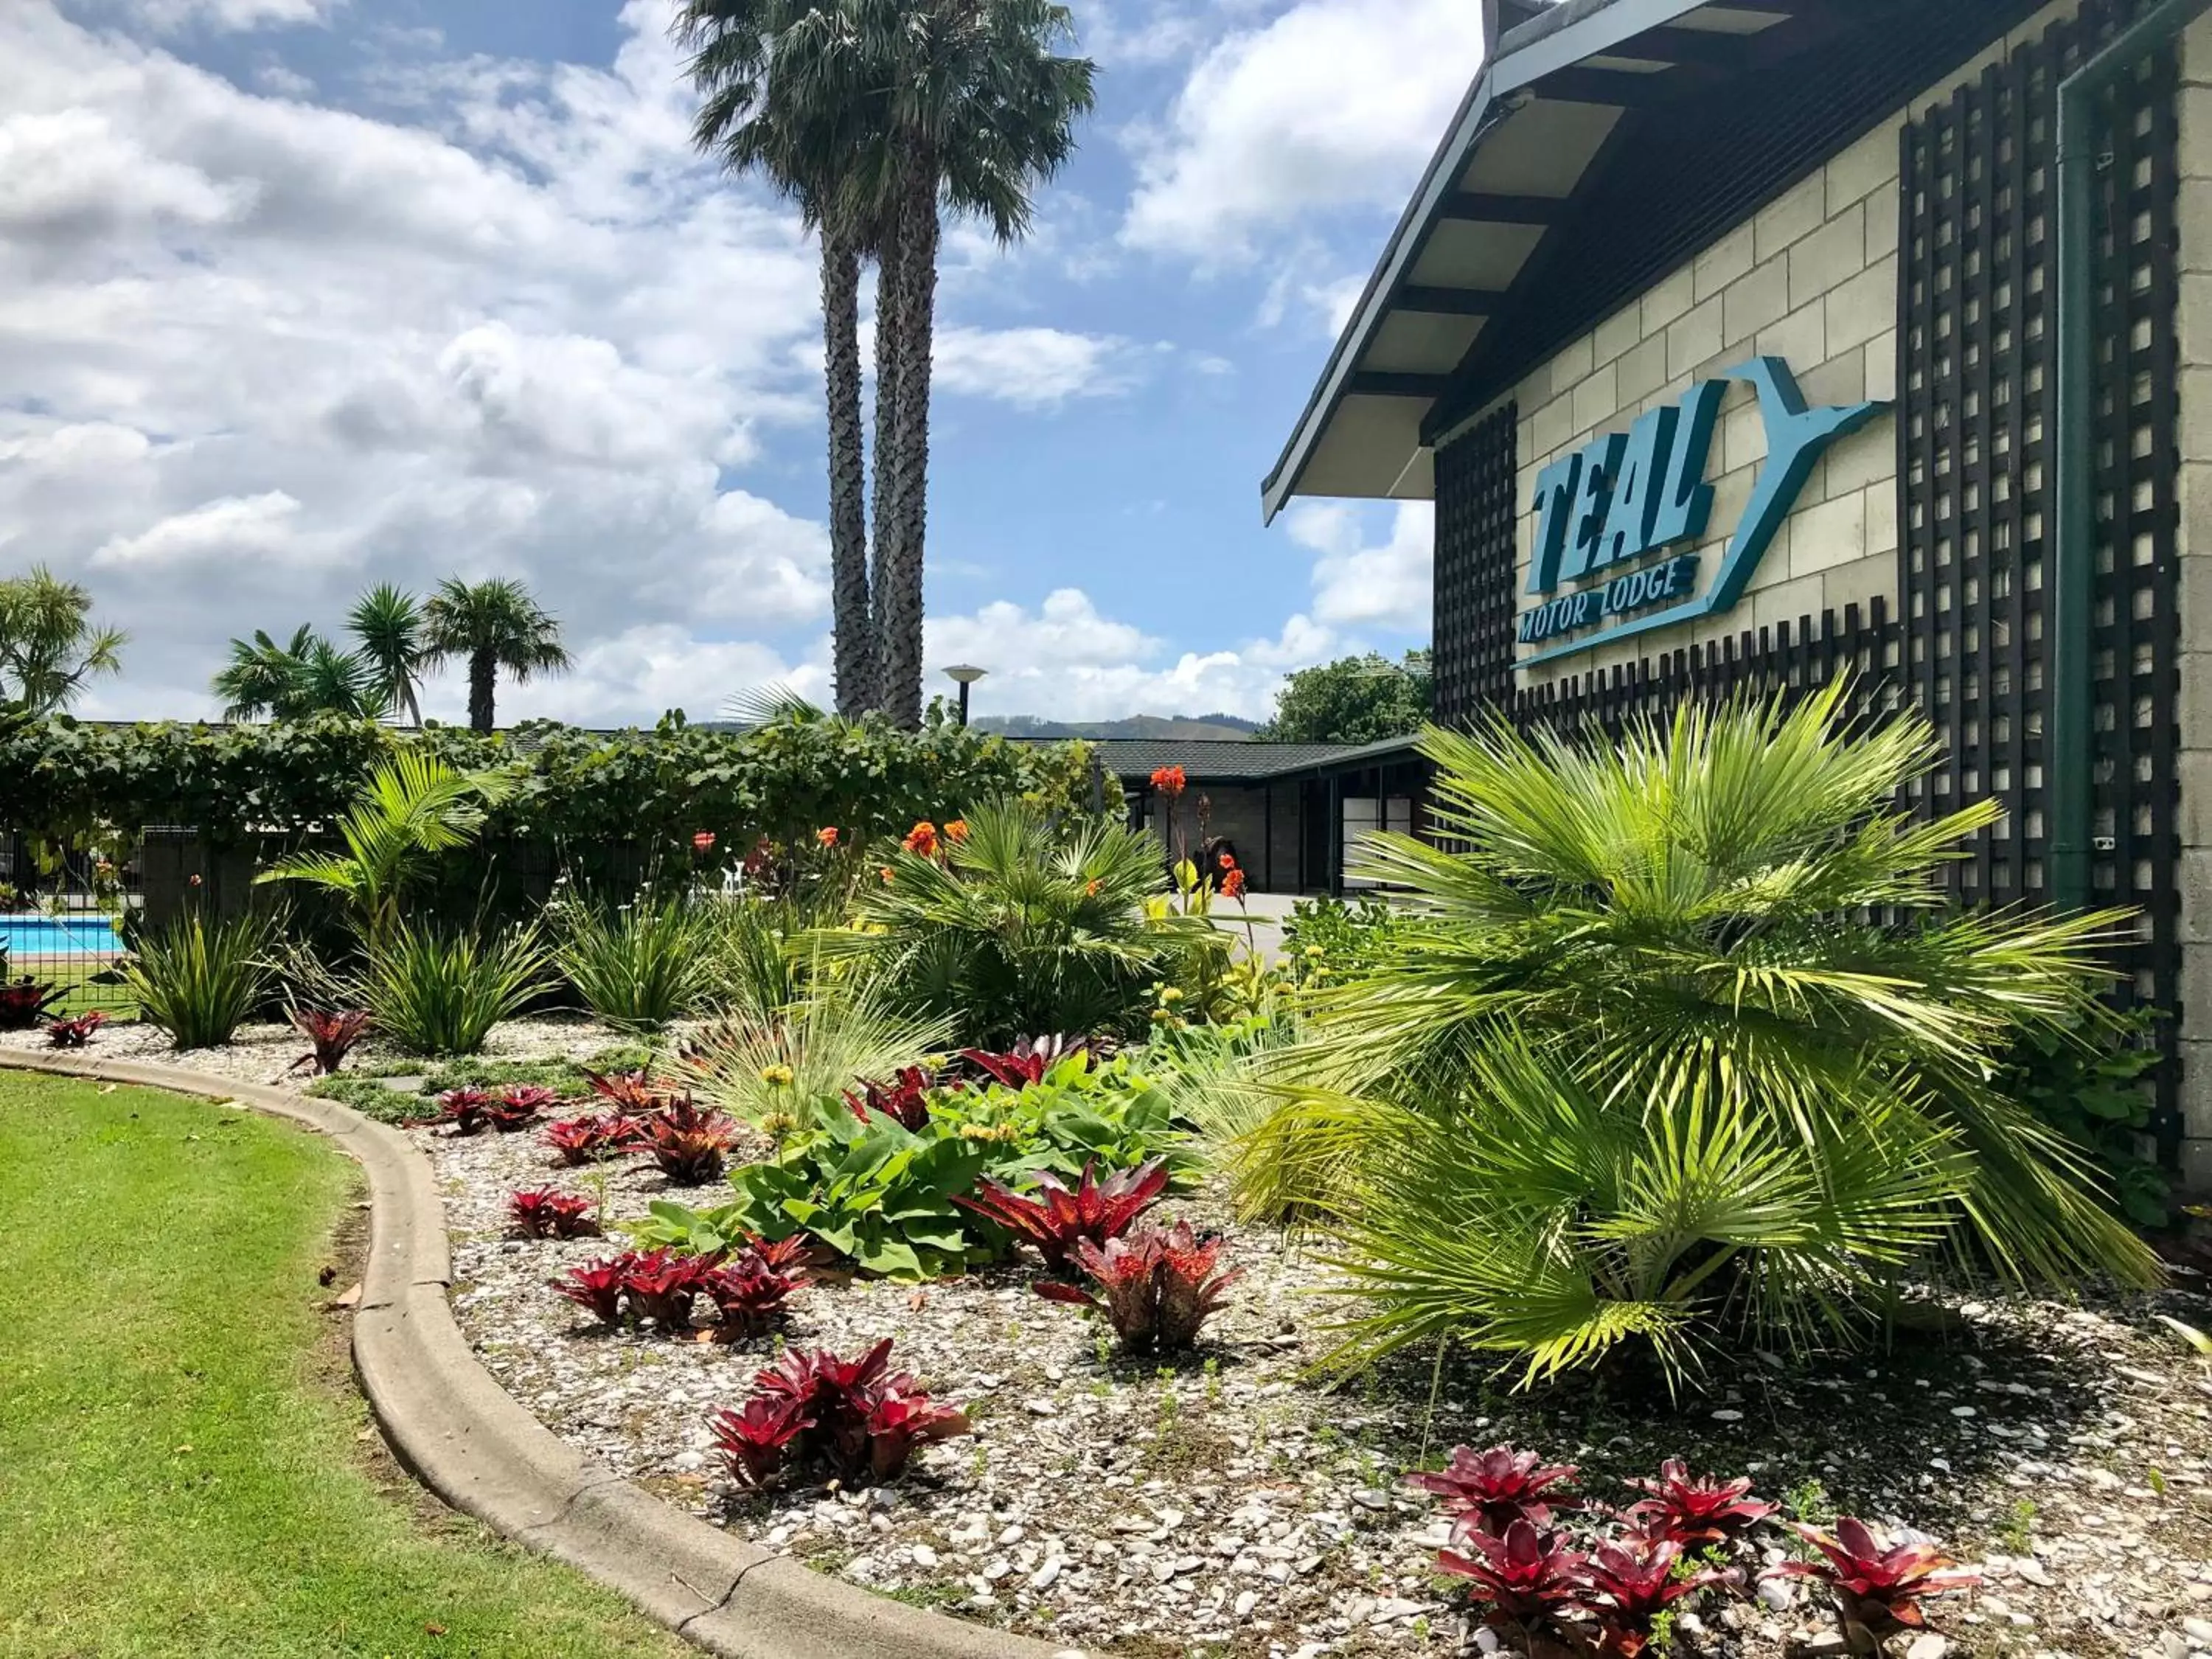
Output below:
[944,664,987,728]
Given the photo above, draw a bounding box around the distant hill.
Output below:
[976,713,1262,742]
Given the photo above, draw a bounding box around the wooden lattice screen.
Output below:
[1431,402,1520,727]
[1897,0,2183,1153]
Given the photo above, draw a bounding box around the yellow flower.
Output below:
[761,1110,799,1139]
[1150,1008,1171,1023]
[1159,987,1185,1005]
[759,1064,796,1087]
[1303,945,1326,959]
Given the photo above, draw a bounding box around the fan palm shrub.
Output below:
[811,799,1222,1044]
[554,895,720,1032]
[362,919,552,1057]
[121,908,279,1049]
[678,970,950,1129]
[1239,684,2160,1385]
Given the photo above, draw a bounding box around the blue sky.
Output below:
[1,0,1484,725]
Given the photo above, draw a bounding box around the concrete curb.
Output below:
[3,1046,1081,1659]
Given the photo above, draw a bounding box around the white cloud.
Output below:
[933,327,1158,409]
[128,0,339,35]
[925,587,1338,723]
[0,0,830,711]
[495,625,830,728]
[1287,499,1433,631]
[1121,0,1484,264]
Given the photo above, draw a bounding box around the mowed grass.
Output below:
[0,1071,692,1659]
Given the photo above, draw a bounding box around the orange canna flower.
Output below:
[816,826,840,848]
[1217,850,1237,869]
[943,818,970,844]
[1221,868,1247,900]
[1149,765,1187,796]
[902,821,939,857]
[880,866,896,884]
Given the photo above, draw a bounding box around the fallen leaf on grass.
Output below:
[908,1289,930,1312]
[424,1623,447,1637]
[97,1084,116,1095]
[328,1284,361,1310]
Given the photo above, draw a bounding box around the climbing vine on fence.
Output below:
[0,712,1095,859]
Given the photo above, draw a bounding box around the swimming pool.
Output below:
[1,916,124,956]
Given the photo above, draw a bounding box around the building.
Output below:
[1265,0,2212,1185]
[1069,738,1430,896]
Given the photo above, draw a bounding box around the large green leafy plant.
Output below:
[121,908,279,1049]
[647,1043,1190,1280]
[1242,686,2160,1384]
[815,798,1222,1044]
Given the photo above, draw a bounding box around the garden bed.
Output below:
[15,1018,2212,1659]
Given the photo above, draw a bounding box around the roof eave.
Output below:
[1259,0,1715,525]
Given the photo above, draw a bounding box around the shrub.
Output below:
[287,1007,371,1075]
[362,919,551,1056]
[953,1159,1169,1270]
[700,1237,809,1338]
[119,909,276,1050]
[676,976,948,1128]
[1997,1005,2170,1227]
[1434,1520,1587,1625]
[1245,686,2160,1382]
[487,1085,559,1132]
[553,894,719,1031]
[1034,1219,1241,1354]
[1621,1459,1775,1545]
[1578,1536,1730,1658]
[551,1258,628,1324]
[812,799,1223,1046]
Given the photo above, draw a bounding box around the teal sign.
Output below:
[1517,358,1884,666]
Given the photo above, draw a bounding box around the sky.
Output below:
[0,0,1486,727]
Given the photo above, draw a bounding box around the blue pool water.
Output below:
[1,916,122,956]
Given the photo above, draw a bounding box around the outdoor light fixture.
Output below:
[943,664,987,727]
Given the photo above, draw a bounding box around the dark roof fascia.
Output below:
[1259,0,1711,524]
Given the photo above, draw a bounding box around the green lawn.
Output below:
[0,1071,693,1659]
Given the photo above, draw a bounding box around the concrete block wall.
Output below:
[1479,0,2091,693]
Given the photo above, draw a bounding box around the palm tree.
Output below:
[0,566,125,714]
[212,626,387,721]
[257,751,505,946]
[677,0,1095,727]
[347,583,429,725]
[676,0,887,719]
[421,577,571,732]
[1236,684,2161,1385]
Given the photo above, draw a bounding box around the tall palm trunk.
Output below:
[879,153,940,730]
[468,650,496,732]
[822,228,874,718]
[869,198,907,720]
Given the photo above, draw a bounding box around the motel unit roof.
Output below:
[1260,0,2051,524]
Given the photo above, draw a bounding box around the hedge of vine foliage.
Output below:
[1,712,1096,860]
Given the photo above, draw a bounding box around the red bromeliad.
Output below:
[433,1087,496,1135]
[841,1065,944,1130]
[583,1068,668,1115]
[1622,1458,1776,1545]
[286,1008,372,1075]
[643,1096,738,1184]
[954,1159,1169,1270]
[487,1085,561,1132]
[619,1246,717,1330]
[1579,1536,1730,1657]
[0,977,63,1030]
[1766,1519,1979,1635]
[1436,1520,1590,1625]
[731,1338,967,1486]
[959,1035,1086,1090]
[508,1189,599,1240]
[552,1258,629,1324]
[46,1010,105,1048]
[710,1395,812,1489]
[542,1113,646,1165]
[701,1241,808,1338]
[1034,1219,1241,1354]
[1406,1444,1585,1537]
